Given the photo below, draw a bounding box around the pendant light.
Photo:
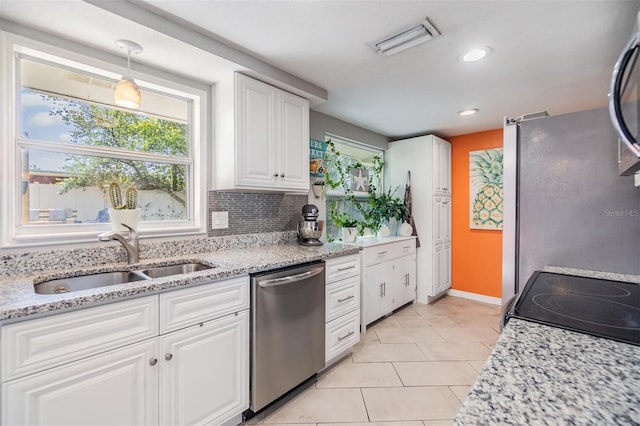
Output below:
[114,39,143,109]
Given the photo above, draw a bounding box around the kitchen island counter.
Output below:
[0,236,359,322]
[454,318,640,425]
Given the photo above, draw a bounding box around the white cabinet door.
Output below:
[395,255,417,307]
[277,92,309,190]
[442,243,452,291]
[3,340,158,426]
[433,197,451,247]
[236,75,277,188]
[439,139,451,197]
[160,310,249,426]
[363,263,385,325]
[441,198,451,243]
[433,245,444,296]
[433,138,451,196]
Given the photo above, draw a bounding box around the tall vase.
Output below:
[109,209,141,232]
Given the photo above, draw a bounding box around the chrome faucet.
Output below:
[98,223,139,264]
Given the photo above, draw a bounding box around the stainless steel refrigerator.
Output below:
[501,107,640,305]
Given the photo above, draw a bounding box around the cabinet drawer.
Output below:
[363,240,416,266]
[325,310,360,362]
[2,296,158,381]
[160,276,249,334]
[325,254,360,283]
[394,240,416,257]
[326,275,360,322]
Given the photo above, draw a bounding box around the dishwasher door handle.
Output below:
[258,266,325,288]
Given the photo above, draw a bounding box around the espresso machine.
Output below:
[297,204,324,246]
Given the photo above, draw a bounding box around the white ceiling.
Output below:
[1,0,639,139]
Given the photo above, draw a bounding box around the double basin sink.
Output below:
[34,262,214,295]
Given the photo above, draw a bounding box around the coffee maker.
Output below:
[297,204,324,246]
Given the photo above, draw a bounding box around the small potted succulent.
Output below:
[107,181,140,232]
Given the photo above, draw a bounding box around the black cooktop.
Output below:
[506,271,640,346]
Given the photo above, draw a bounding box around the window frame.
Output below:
[0,32,209,248]
[324,133,385,240]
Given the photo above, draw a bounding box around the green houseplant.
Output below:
[328,209,359,242]
[367,188,408,235]
[324,139,406,238]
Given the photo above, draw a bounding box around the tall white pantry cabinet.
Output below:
[387,135,452,303]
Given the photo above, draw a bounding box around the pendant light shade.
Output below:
[114,39,143,109]
[114,76,141,108]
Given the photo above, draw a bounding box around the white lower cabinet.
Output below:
[433,243,452,296]
[160,311,249,426]
[356,237,417,331]
[3,339,158,426]
[324,255,361,365]
[1,277,250,426]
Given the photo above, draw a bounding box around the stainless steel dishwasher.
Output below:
[249,261,325,413]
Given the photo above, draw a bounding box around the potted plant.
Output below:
[329,208,359,243]
[367,188,408,236]
[311,179,325,199]
[107,181,140,232]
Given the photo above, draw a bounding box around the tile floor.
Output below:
[244,295,502,426]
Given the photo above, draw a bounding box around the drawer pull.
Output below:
[337,331,355,342]
[338,295,355,303]
[377,251,388,255]
[149,358,158,366]
[337,265,356,271]
[164,353,173,361]
[403,246,412,249]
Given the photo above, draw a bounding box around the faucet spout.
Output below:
[98,224,139,264]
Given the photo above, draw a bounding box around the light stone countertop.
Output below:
[341,235,417,248]
[0,238,359,322]
[455,266,640,425]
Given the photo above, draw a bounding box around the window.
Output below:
[324,134,384,241]
[1,36,207,247]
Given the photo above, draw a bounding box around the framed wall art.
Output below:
[470,148,504,230]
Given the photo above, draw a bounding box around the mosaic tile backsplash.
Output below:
[208,191,309,237]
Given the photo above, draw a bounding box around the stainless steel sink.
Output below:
[34,262,215,294]
[34,271,149,294]
[140,263,214,278]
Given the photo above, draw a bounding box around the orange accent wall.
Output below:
[449,129,503,298]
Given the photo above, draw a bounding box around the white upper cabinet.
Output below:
[433,137,451,196]
[214,73,310,192]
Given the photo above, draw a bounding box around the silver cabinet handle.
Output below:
[338,295,355,303]
[377,251,388,255]
[164,353,173,361]
[337,265,356,271]
[273,173,279,177]
[258,266,324,288]
[149,358,158,366]
[379,283,384,297]
[382,282,386,296]
[280,173,285,177]
[338,331,355,341]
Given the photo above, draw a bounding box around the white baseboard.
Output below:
[446,289,502,305]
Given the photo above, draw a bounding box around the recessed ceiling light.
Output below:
[461,47,491,62]
[458,108,479,116]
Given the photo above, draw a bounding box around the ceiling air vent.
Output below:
[373,18,440,56]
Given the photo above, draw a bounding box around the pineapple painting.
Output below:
[469,148,504,229]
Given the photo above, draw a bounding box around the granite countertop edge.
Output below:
[0,243,360,322]
[454,318,640,425]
